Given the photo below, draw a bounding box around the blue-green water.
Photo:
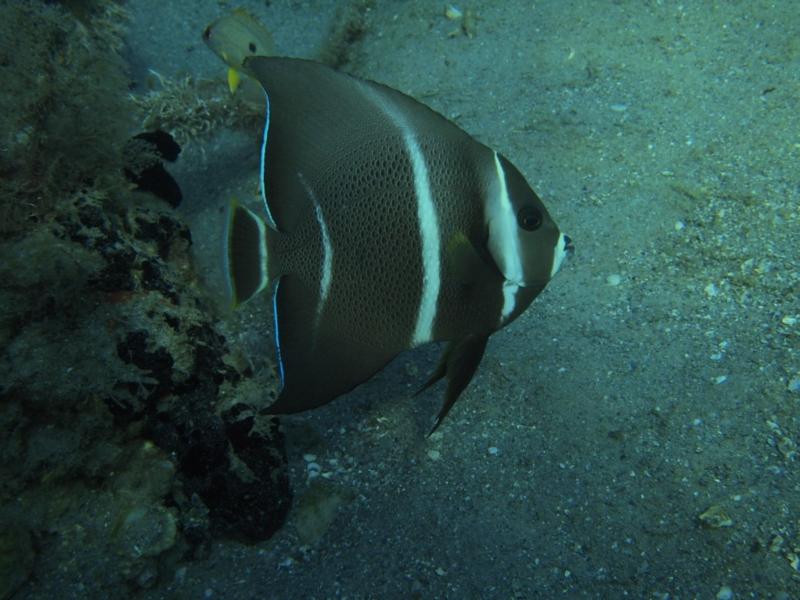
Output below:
[1,1,798,598]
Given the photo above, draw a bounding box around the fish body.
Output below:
[202,9,274,93]
[228,57,571,432]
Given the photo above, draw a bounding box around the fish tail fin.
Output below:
[226,199,269,307]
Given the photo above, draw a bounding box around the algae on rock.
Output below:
[0,0,132,235]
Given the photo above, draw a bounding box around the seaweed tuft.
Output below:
[0,0,133,236]
[130,73,260,146]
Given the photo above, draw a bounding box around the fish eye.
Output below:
[517,206,542,231]
[249,42,257,53]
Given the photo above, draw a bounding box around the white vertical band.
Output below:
[550,234,568,277]
[407,137,439,346]
[357,82,441,346]
[297,172,333,335]
[500,281,518,324]
[486,152,525,323]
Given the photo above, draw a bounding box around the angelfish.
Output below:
[227,57,572,433]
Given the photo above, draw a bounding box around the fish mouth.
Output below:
[550,233,572,278]
[564,235,575,255]
[504,233,572,289]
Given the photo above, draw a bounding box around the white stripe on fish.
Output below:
[356,81,442,347]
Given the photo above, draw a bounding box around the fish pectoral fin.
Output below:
[446,232,481,284]
[423,335,489,436]
[445,231,499,291]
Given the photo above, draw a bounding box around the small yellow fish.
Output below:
[202,9,274,94]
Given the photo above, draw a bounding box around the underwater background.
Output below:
[1,0,798,598]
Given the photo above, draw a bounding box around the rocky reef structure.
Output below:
[0,190,291,597]
[0,1,290,597]
[0,0,131,235]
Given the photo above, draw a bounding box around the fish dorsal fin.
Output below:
[445,231,499,287]
[256,89,278,231]
[244,56,478,234]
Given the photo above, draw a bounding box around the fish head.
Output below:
[485,152,571,291]
[202,9,274,73]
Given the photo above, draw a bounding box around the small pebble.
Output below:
[789,552,800,571]
[704,282,719,297]
[674,220,685,231]
[606,274,622,286]
[306,462,321,478]
[782,315,797,326]
[716,585,733,600]
[610,103,628,112]
[444,4,463,20]
[427,449,441,461]
[488,446,498,456]
[173,567,187,586]
[714,375,728,385]
[303,453,317,462]
[788,377,800,393]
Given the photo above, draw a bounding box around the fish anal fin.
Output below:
[414,349,449,398]
[425,335,489,436]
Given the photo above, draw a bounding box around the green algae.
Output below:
[0,0,132,236]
